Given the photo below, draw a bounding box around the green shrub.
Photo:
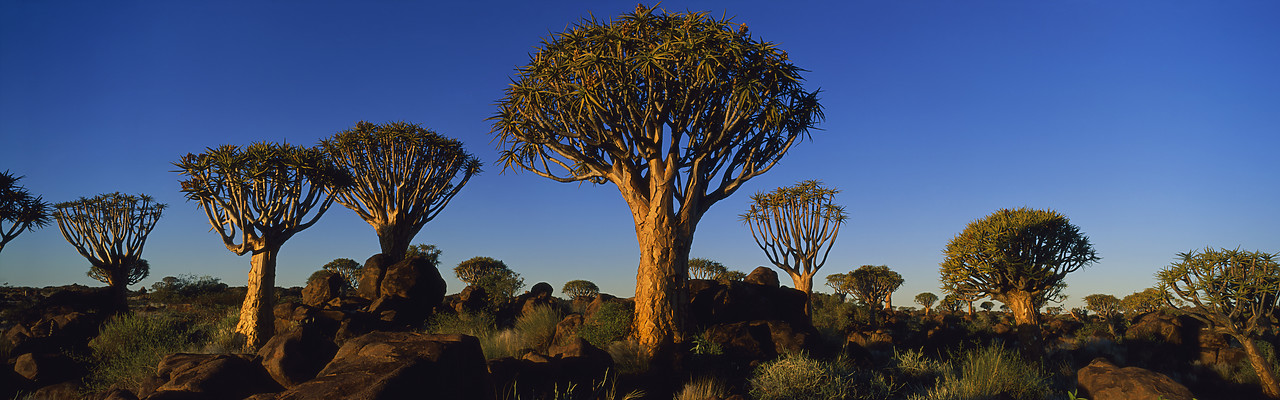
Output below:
[516,305,563,351]
[908,344,1052,400]
[811,293,854,341]
[750,352,895,400]
[426,311,497,338]
[579,302,633,348]
[605,339,652,375]
[690,330,723,356]
[84,312,209,392]
[149,274,230,304]
[479,328,525,360]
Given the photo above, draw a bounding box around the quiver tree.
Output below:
[915,292,938,316]
[1121,288,1166,316]
[1083,293,1121,336]
[689,258,728,280]
[716,270,747,283]
[825,272,853,302]
[0,171,52,254]
[321,121,481,263]
[846,265,902,325]
[175,142,351,349]
[53,192,164,312]
[1157,248,1280,398]
[940,207,1099,328]
[563,280,601,301]
[492,5,822,355]
[742,180,846,316]
[454,256,525,307]
[322,258,363,290]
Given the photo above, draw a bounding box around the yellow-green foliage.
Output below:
[85,308,239,392]
[906,344,1052,400]
[750,352,895,400]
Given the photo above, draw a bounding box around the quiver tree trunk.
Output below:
[630,206,693,357]
[106,266,130,314]
[376,224,418,265]
[237,246,278,349]
[1002,290,1043,353]
[1240,335,1280,398]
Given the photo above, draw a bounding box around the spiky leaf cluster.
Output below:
[53,192,165,285]
[689,258,728,280]
[493,4,822,211]
[1157,247,1280,338]
[940,207,1099,303]
[175,142,351,254]
[0,171,52,252]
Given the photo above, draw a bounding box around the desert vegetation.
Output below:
[2,4,1277,400]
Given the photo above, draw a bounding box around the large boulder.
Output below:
[257,325,339,388]
[687,279,809,328]
[262,332,493,400]
[145,353,283,400]
[356,254,391,300]
[744,267,779,288]
[14,352,83,386]
[1076,358,1195,400]
[488,338,613,399]
[451,285,489,314]
[704,320,818,366]
[302,271,345,308]
[370,256,447,328]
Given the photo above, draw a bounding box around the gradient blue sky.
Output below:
[2,1,1277,308]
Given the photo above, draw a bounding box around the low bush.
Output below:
[749,352,895,400]
[907,344,1053,400]
[516,305,563,352]
[811,293,854,341]
[605,339,651,376]
[83,308,238,393]
[674,376,728,400]
[426,311,498,338]
[579,302,633,348]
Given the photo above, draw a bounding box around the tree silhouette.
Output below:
[321,121,481,263]
[175,142,351,349]
[0,171,52,254]
[563,280,600,301]
[915,292,938,316]
[847,265,903,324]
[1158,248,1280,398]
[940,207,1098,328]
[53,192,164,312]
[742,180,846,316]
[1120,287,1166,316]
[454,256,524,307]
[492,5,822,354]
[689,258,728,280]
[322,258,362,290]
[825,272,853,301]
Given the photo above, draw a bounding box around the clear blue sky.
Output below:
[2,0,1277,308]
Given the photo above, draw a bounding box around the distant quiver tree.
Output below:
[742,180,846,316]
[53,192,164,312]
[940,207,1099,327]
[321,121,481,263]
[689,258,728,280]
[848,265,903,323]
[563,280,600,300]
[454,256,524,306]
[0,171,52,254]
[492,5,823,355]
[915,292,938,316]
[1157,248,1280,398]
[323,258,363,290]
[175,142,351,349]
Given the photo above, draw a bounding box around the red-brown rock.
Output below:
[257,325,339,388]
[1076,357,1195,400]
[302,271,345,308]
[147,353,283,400]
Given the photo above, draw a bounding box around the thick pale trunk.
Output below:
[1240,336,1280,398]
[237,247,277,350]
[376,223,416,264]
[786,272,814,317]
[632,214,692,356]
[1004,290,1040,327]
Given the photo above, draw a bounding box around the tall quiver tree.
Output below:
[0,171,52,254]
[492,5,822,356]
[940,207,1098,329]
[742,180,846,316]
[175,142,351,349]
[53,192,164,312]
[320,121,481,263]
[1158,248,1280,398]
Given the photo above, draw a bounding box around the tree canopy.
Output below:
[0,171,51,254]
[53,192,165,311]
[1157,248,1280,397]
[915,292,938,315]
[491,4,823,354]
[563,279,601,300]
[454,256,525,306]
[940,207,1099,326]
[323,258,362,290]
[689,258,728,280]
[321,121,481,262]
[847,265,903,309]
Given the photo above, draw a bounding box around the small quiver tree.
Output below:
[915,292,938,316]
[847,265,902,327]
[1120,287,1166,316]
[322,258,363,291]
[742,180,847,317]
[321,121,481,263]
[563,280,600,301]
[0,171,52,254]
[1083,293,1121,337]
[492,5,823,355]
[175,142,351,349]
[689,258,728,281]
[940,207,1099,328]
[454,256,524,309]
[53,192,164,313]
[1157,248,1280,398]
[825,272,853,302]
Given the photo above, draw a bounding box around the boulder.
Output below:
[453,285,489,314]
[488,338,613,399]
[551,314,584,347]
[509,282,559,319]
[147,353,283,400]
[687,279,809,328]
[27,381,81,400]
[547,337,614,388]
[257,325,339,388]
[14,352,83,386]
[356,254,391,300]
[1076,358,1195,400]
[744,267,779,288]
[704,320,818,365]
[302,271,345,308]
[371,256,447,327]
[268,332,494,400]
